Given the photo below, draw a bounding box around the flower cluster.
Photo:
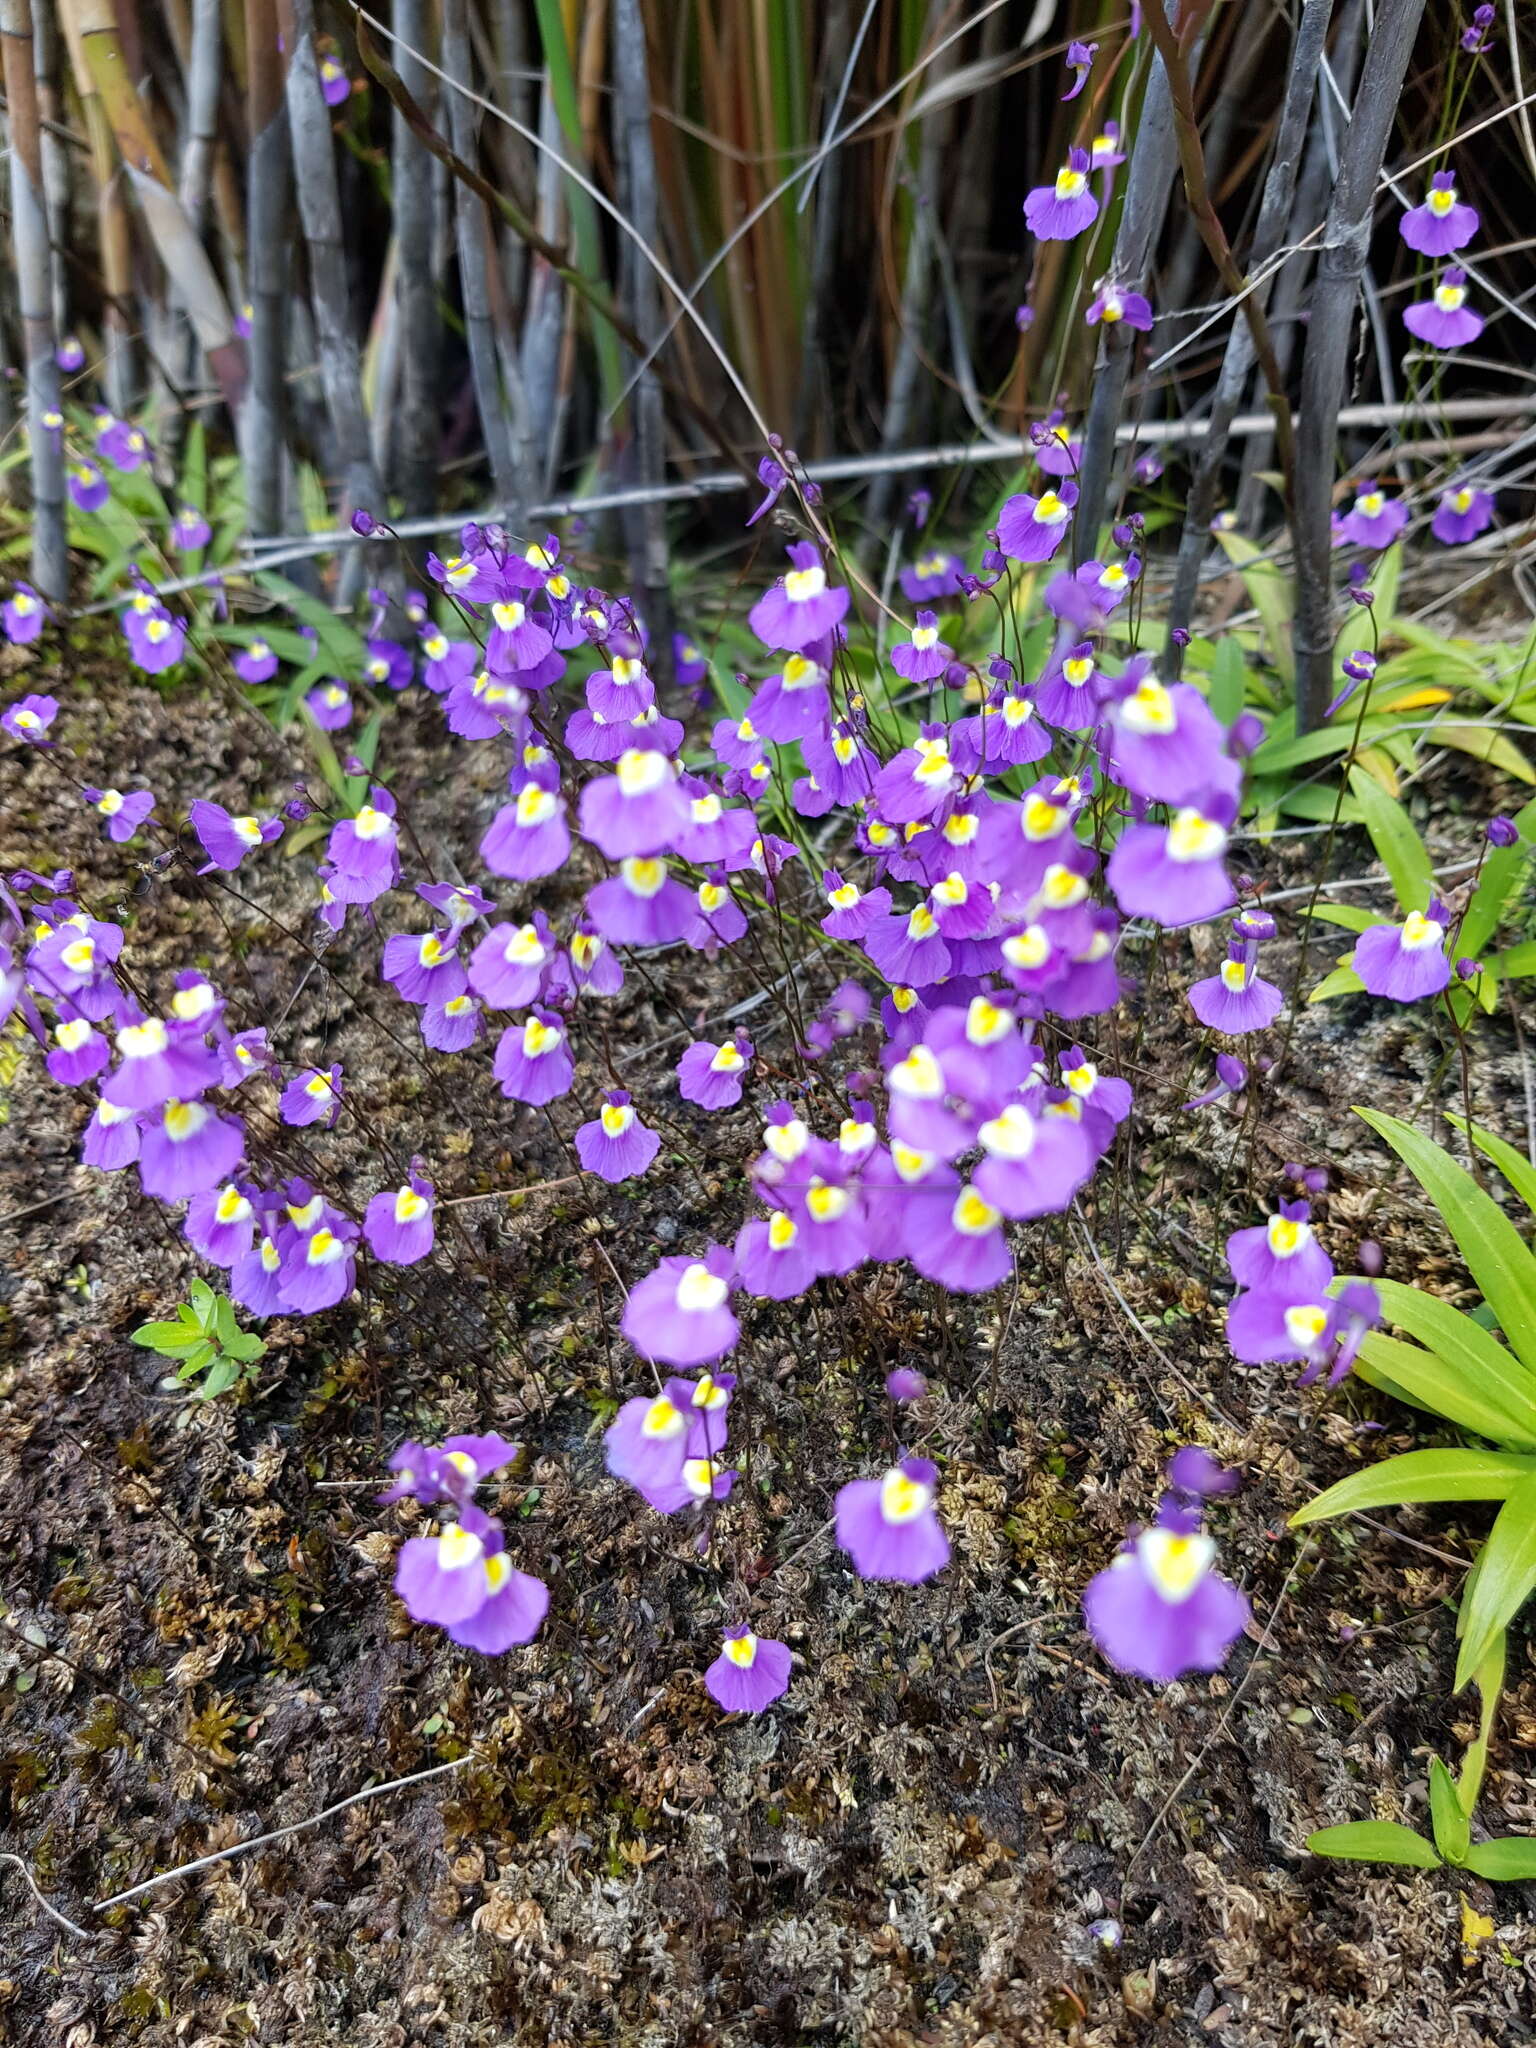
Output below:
[385,1434,549,1652]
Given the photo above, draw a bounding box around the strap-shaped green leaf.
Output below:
[1428,1757,1469,1864]
[1455,1474,1536,1690]
[1358,1108,1536,1375]
[1462,1837,1536,1881]
[1446,1113,1536,1220]
[1346,767,1435,913]
[1355,1332,1536,1451]
[1305,1822,1441,1868]
[1291,1448,1536,1527]
[1456,795,1534,958]
[1375,1277,1536,1420]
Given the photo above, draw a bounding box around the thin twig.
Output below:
[2,1853,97,1942]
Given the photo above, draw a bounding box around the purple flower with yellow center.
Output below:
[802,720,878,808]
[418,630,477,697]
[1335,482,1409,550]
[97,416,148,471]
[445,668,532,742]
[705,1628,792,1713]
[1061,38,1096,98]
[621,1246,738,1368]
[280,1062,344,1129]
[1107,801,1235,926]
[278,1202,359,1314]
[56,334,85,372]
[872,726,961,825]
[465,918,548,1009]
[418,879,493,932]
[821,869,892,941]
[747,649,833,744]
[677,1033,754,1110]
[564,921,624,997]
[492,1008,573,1105]
[1024,148,1098,241]
[234,638,278,684]
[4,584,48,644]
[170,506,211,552]
[327,785,400,904]
[138,1097,246,1201]
[82,786,156,843]
[126,611,188,674]
[67,460,109,512]
[863,900,951,988]
[1103,669,1236,807]
[973,1098,1093,1220]
[361,637,413,693]
[585,857,694,946]
[997,481,1078,564]
[307,680,353,730]
[673,633,710,695]
[1086,284,1153,331]
[579,747,691,859]
[484,600,554,677]
[1188,941,1283,1033]
[1061,555,1141,625]
[394,1504,549,1653]
[318,53,351,104]
[889,611,953,684]
[364,1168,435,1265]
[1352,901,1452,1001]
[46,1013,109,1086]
[733,1209,817,1300]
[683,871,749,951]
[576,1090,661,1182]
[1431,481,1495,544]
[835,1458,950,1584]
[190,798,284,873]
[1403,268,1483,349]
[480,781,571,881]
[1400,171,1479,255]
[900,550,967,603]
[1089,120,1125,171]
[1082,1511,1249,1684]
[382,1433,521,1509]
[748,541,850,652]
[82,1097,141,1171]
[604,1384,693,1498]
[908,1177,1012,1294]
[1034,643,1101,729]
[185,1180,258,1266]
[3,691,58,742]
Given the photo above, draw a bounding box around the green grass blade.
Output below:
[1455,1474,1536,1689]
[1291,1448,1536,1526]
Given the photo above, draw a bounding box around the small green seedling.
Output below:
[1308,1757,1536,1880]
[131,1279,266,1398]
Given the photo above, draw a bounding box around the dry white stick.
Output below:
[92,1753,476,1913]
[1,1853,97,1942]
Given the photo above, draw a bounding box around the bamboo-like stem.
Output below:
[31,0,68,339]
[612,0,672,679]
[57,0,133,409]
[391,0,439,518]
[1137,0,1296,498]
[60,0,245,411]
[242,0,288,539]
[1072,10,1187,561]
[1167,0,1334,657]
[283,0,385,553]
[1293,0,1428,733]
[440,0,525,512]
[179,0,220,232]
[1,0,67,599]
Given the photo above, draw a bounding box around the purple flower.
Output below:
[1431,482,1495,544]
[1227,1200,1333,1295]
[307,681,353,730]
[280,1062,344,1128]
[465,918,548,1009]
[621,1247,738,1368]
[746,453,787,526]
[1461,4,1495,53]
[125,611,188,674]
[733,1211,817,1300]
[889,610,953,683]
[886,1368,928,1403]
[1487,814,1520,848]
[1399,171,1479,255]
[1086,285,1153,331]
[364,1169,435,1265]
[579,748,691,858]
[138,1098,246,1202]
[190,798,283,872]
[394,1506,549,1653]
[327,786,400,904]
[234,638,279,684]
[1089,121,1125,171]
[1103,670,1236,807]
[1107,803,1235,926]
[748,542,850,651]
[83,786,156,843]
[3,584,48,644]
[46,1014,109,1086]
[835,1458,950,1584]
[170,506,212,552]
[67,460,109,512]
[1335,483,1409,550]
[492,1008,574,1104]
[585,857,694,946]
[481,783,571,882]
[1082,1519,1249,1683]
[1061,39,1096,99]
[576,1091,661,1182]
[997,482,1077,564]
[1403,269,1484,350]
[56,334,85,373]
[1188,944,1283,1033]
[1024,148,1099,241]
[81,1098,141,1170]
[362,637,413,692]
[677,1034,754,1110]
[277,1203,359,1314]
[3,692,57,742]
[318,54,351,105]
[1165,1446,1240,1500]
[97,417,149,471]
[704,1628,792,1712]
[1353,905,1451,1001]
[900,550,966,603]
